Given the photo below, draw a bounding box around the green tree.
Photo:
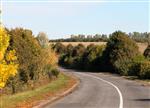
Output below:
[102,31,139,75]
[52,42,66,54]
[83,45,105,70]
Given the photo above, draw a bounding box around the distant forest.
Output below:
[50,32,150,43]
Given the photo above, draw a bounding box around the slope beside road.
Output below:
[44,68,150,108]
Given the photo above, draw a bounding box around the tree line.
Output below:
[50,32,150,43]
[52,31,150,79]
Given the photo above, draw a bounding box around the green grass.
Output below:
[0,73,70,108]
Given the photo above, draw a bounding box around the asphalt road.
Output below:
[45,68,150,108]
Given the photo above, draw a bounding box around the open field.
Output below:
[51,42,148,54]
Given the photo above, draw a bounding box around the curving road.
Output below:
[45,68,150,108]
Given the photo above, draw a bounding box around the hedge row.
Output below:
[53,31,150,79]
[4,28,59,94]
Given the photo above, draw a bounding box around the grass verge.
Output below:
[0,73,76,108]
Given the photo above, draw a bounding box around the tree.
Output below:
[66,44,74,56]
[52,42,66,54]
[8,28,42,82]
[72,44,85,57]
[83,44,105,70]
[0,27,18,88]
[36,32,49,48]
[102,31,139,75]
[6,28,58,93]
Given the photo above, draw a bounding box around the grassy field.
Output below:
[51,42,148,54]
[0,73,76,108]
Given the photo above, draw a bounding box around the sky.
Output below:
[1,0,150,39]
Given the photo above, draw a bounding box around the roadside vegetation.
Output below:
[0,26,65,96]
[53,31,150,79]
[0,27,78,108]
[0,73,75,108]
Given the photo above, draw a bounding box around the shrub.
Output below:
[72,44,85,57]
[66,44,74,56]
[83,45,105,70]
[5,28,58,93]
[138,61,150,79]
[102,31,139,75]
[52,42,66,54]
[128,55,146,76]
[131,60,150,79]
[8,28,42,82]
[144,44,150,59]
[51,69,60,78]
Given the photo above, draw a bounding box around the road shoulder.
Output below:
[33,72,80,108]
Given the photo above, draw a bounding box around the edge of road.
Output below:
[33,72,80,108]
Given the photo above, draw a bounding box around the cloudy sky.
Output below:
[1,0,150,39]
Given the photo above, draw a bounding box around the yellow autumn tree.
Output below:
[0,27,18,88]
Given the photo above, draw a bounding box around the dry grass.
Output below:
[136,43,148,54]
[0,73,77,108]
[58,42,107,47]
[51,42,148,54]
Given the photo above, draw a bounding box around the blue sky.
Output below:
[1,0,150,39]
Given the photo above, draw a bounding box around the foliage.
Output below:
[36,32,49,48]
[54,31,150,79]
[58,43,105,70]
[4,28,58,93]
[144,44,150,59]
[83,44,105,70]
[66,44,74,56]
[102,31,139,75]
[50,32,150,43]
[50,34,108,42]
[131,60,150,79]
[51,69,60,78]
[8,28,42,82]
[129,32,150,43]
[0,28,18,88]
[72,44,85,57]
[0,73,70,108]
[52,42,66,54]
[137,61,150,79]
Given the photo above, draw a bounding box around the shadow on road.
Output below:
[133,99,150,102]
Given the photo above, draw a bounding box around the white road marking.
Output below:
[77,72,123,108]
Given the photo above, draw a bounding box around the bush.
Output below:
[5,28,58,93]
[8,28,42,82]
[144,44,150,59]
[52,42,66,54]
[131,60,150,79]
[83,45,105,70]
[51,69,60,78]
[72,44,85,57]
[138,61,150,79]
[102,31,139,75]
[66,44,74,56]
[128,55,146,76]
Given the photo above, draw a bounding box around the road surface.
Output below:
[45,68,150,108]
